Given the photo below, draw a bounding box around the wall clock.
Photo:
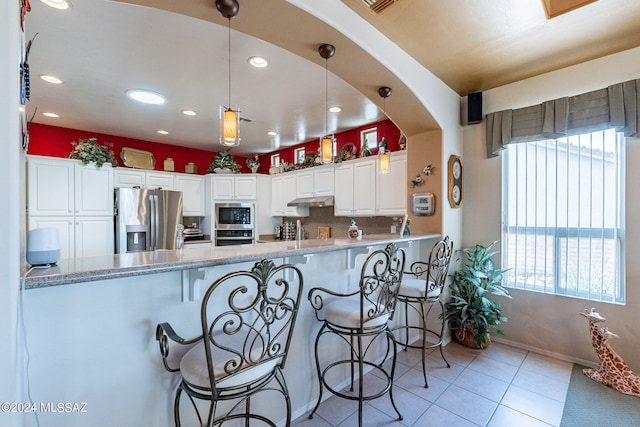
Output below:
[448,155,463,208]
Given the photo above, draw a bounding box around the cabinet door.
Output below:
[271,176,285,216]
[28,217,74,260]
[295,170,314,198]
[282,174,299,216]
[28,157,74,216]
[176,174,205,216]
[75,217,114,257]
[212,176,235,200]
[353,159,376,216]
[314,166,335,196]
[75,163,113,216]
[114,169,146,188]
[146,172,175,190]
[234,176,257,200]
[334,163,354,216]
[376,152,407,216]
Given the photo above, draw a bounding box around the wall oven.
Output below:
[214,203,254,246]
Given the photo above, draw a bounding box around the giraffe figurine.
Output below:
[579,308,640,397]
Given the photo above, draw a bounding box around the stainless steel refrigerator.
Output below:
[114,188,183,253]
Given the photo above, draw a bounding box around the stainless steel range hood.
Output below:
[287,195,334,208]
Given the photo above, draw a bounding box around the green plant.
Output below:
[444,241,512,348]
[207,149,241,174]
[69,138,117,168]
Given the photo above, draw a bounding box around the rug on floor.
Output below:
[560,364,640,427]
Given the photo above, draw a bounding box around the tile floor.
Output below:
[292,341,573,427]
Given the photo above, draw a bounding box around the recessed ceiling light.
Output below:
[248,56,269,68]
[182,110,197,116]
[39,0,71,10]
[39,75,63,84]
[329,106,342,113]
[267,131,278,136]
[125,89,166,105]
[42,112,59,118]
[157,130,169,135]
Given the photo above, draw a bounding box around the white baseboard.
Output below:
[491,336,598,369]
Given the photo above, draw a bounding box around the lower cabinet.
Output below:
[29,216,114,259]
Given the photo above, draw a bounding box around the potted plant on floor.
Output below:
[443,241,512,349]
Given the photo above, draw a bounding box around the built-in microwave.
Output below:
[214,203,254,230]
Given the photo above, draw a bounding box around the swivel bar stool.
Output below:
[393,236,453,387]
[308,243,405,427]
[156,259,303,427]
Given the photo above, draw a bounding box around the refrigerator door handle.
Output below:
[149,194,157,250]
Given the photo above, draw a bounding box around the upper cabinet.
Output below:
[271,174,308,217]
[114,168,175,190]
[211,175,257,201]
[376,151,407,216]
[28,156,113,217]
[334,158,376,216]
[295,165,335,198]
[175,174,205,216]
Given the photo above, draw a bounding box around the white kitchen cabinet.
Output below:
[376,151,407,216]
[27,217,74,260]
[75,164,114,216]
[146,172,175,190]
[334,157,376,216]
[295,165,334,198]
[28,156,75,216]
[271,174,308,217]
[113,169,146,188]
[27,156,114,259]
[113,169,176,190]
[175,174,205,216]
[74,217,115,257]
[211,175,256,200]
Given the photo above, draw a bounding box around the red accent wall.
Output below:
[27,123,250,175]
[256,119,402,174]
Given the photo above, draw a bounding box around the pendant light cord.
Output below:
[227,17,232,109]
[325,58,328,138]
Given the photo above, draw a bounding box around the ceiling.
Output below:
[25,0,640,156]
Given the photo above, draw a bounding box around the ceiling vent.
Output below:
[361,0,398,14]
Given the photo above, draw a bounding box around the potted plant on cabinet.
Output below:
[69,137,117,168]
[207,149,241,174]
[443,241,512,349]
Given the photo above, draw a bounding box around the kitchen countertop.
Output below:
[23,233,440,289]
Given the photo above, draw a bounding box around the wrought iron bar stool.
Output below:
[393,236,453,388]
[308,243,405,427]
[156,259,303,427]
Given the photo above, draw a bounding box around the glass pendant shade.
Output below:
[379,147,390,174]
[220,106,240,147]
[321,135,333,163]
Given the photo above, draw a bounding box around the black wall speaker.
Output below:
[467,91,482,124]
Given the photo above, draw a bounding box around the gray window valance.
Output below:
[485,78,640,158]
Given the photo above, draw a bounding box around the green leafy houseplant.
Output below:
[444,241,512,349]
[207,149,241,174]
[69,138,117,168]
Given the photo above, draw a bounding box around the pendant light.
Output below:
[378,86,392,174]
[318,44,336,164]
[216,0,240,147]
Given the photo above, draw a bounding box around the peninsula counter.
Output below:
[20,233,441,427]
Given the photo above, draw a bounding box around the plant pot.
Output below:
[454,325,490,349]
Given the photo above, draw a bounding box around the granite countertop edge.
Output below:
[23,233,441,290]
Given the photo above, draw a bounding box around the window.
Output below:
[271,154,280,167]
[360,128,377,152]
[502,129,625,303]
[294,148,305,165]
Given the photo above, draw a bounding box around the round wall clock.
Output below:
[448,155,463,208]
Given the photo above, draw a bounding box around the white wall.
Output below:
[463,47,640,369]
[0,1,23,426]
